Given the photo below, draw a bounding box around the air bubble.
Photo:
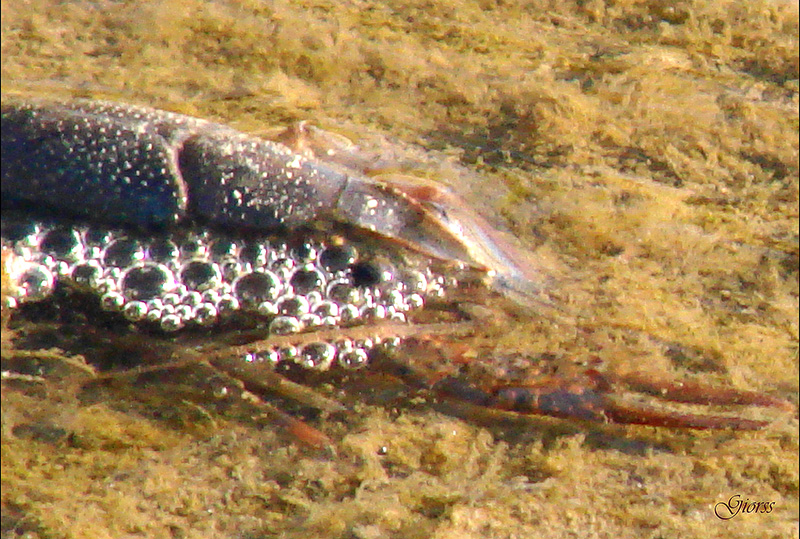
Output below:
[180,260,221,291]
[292,242,318,263]
[233,271,281,309]
[71,261,103,288]
[299,342,336,370]
[103,237,144,267]
[312,300,339,318]
[327,278,362,305]
[101,292,125,311]
[269,315,301,335]
[160,313,183,332]
[180,235,208,258]
[148,239,179,263]
[276,295,310,317]
[289,267,325,295]
[338,348,369,370]
[123,301,148,321]
[240,242,269,268]
[320,244,357,273]
[193,303,218,325]
[40,228,84,262]
[120,263,176,301]
[210,238,239,260]
[16,265,55,302]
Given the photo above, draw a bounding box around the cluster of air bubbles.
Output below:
[242,335,402,372]
[2,217,452,369]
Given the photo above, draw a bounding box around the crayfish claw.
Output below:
[599,397,773,430]
[456,369,792,430]
[606,371,795,411]
[595,370,793,430]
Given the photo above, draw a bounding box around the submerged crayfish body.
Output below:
[2,99,490,369]
[2,98,791,431]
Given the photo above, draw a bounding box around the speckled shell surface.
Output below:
[1,100,347,230]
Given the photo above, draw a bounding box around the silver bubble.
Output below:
[120,263,176,301]
[338,348,370,370]
[299,342,336,370]
[193,303,218,326]
[269,315,301,335]
[16,265,55,302]
[180,260,221,291]
[123,301,149,322]
[103,237,144,267]
[233,270,282,309]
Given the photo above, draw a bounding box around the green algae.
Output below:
[2,1,798,538]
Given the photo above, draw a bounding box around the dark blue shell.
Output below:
[1,99,551,310]
[1,100,348,230]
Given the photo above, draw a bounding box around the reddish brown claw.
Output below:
[431,369,791,430]
[606,371,795,411]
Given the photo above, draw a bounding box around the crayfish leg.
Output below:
[91,357,337,450]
